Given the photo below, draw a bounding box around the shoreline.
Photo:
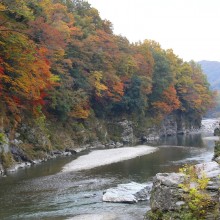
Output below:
[62,145,158,172]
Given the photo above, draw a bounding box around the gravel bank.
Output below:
[62,146,157,172]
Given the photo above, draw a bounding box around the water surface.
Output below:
[0,132,217,220]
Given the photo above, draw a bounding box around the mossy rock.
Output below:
[214,140,220,158]
[106,122,124,142]
[214,127,220,136]
[0,152,14,169]
[0,133,5,144]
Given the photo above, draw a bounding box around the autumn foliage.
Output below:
[153,85,180,115]
[0,0,215,126]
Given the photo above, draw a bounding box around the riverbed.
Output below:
[0,119,218,220]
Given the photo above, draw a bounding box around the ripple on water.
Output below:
[0,121,219,220]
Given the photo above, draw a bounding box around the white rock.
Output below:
[155,172,185,186]
[202,136,220,141]
[195,161,220,178]
[7,162,31,172]
[103,182,152,203]
[32,159,43,164]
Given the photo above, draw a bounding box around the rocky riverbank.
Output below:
[1,116,219,179]
[0,113,206,176]
[146,121,220,220]
[146,161,220,219]
[0,119,218,220]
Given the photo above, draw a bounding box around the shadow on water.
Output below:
[157,133,206,147]
[0,133,216,220]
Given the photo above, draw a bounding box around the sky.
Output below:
[86,0,220,62]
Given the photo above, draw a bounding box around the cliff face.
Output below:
[147,161,220,220]
[147,123,220,220]
[0,112,200,175]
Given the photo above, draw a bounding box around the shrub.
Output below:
[0,152,14,168]
[179,165,212,220]
[0,133,5,144]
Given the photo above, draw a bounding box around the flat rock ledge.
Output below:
[148,161,220,219]
[103,182,152,204]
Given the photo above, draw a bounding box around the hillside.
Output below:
[198,60,220,90]
[0,0,215,171]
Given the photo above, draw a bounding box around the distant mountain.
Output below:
[199,60,220,117]
[198,60,220,90]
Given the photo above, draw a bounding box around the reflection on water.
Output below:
[0,133,216,220]
[158,133,206,147]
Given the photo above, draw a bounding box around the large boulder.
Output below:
[150,173,185,212]
[103,182,152,204]
[214,127,220,136]
[149,162,220,219]
[195,161,220,178]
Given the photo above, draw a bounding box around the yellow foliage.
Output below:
[69,105,90,119]
[0,3,6,11]
[179,165,214,219]
[89,71,108,97]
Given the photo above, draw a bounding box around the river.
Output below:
[0,119,219,220]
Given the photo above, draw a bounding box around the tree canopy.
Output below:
[0,0,215,127]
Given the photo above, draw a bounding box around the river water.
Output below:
[0,119,219,220]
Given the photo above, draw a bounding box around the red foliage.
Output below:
[0,58,3,75]
[153,85,180,115]
[29,17,66,52]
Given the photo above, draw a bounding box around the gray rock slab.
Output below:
[195,161,220,178]
[150,160,220,214]
[154,172,185,187]
[103,182,152,203]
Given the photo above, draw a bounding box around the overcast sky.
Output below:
[86,0,220,62]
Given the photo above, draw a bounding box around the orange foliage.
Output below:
[0,0,214,123]
[0,39,57,116]
[29,17,66,53]
[17,46,57,108]
[113,81,124,97]
[133,49,154,78]
[68,102,90,119]
[153,85,180,115]
[105,80,124,102]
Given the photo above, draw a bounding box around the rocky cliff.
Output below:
[146,120,220,220]
[147,161,220,219]
[145,134,220,220]
[0,112,200,175]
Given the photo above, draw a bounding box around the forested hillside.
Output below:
[0,0,215,166]
[199,60,220,90]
